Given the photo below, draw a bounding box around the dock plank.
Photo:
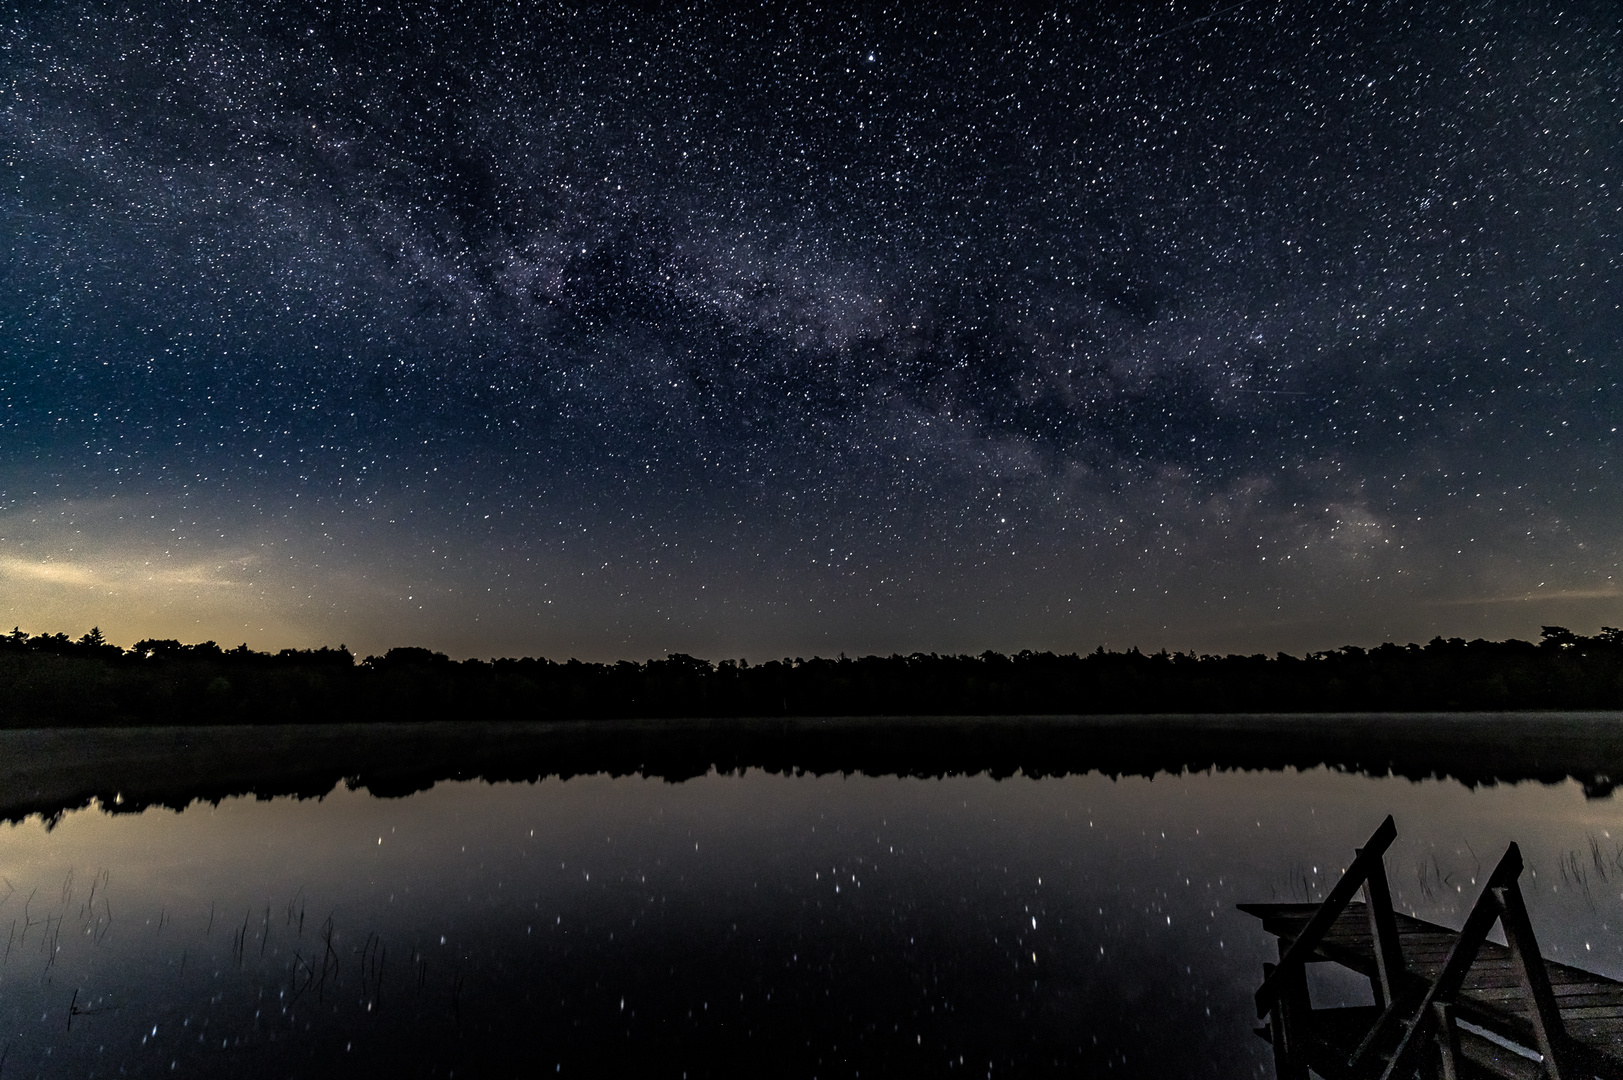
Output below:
[1242,900,1623,1077]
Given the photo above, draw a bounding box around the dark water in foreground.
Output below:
[1,717,1622,1077]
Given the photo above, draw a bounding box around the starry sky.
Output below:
[2,0,1619,661]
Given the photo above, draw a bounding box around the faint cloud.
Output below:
[0,554,257,593]
[1432,585,1622,607]
[0,558,97,586]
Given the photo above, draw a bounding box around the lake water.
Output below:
[1,720,1622,1077]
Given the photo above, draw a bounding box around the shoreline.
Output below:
[3,711,1621,824]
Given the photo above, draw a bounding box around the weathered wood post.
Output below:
[1431,1000,1461,1080]
[1495,878,1569,1079]
[1360,846,1406,1010]
[1263,956,1312,1080]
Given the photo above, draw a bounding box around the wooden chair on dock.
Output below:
[1240,816,1623,1079]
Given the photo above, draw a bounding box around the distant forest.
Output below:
[2,625,1622,727]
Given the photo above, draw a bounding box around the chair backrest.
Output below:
[1374,842,1570,1080]
[1254,814,1397,1019]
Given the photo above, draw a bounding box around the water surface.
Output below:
[1,718,1621,1077]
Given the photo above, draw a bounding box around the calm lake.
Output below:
[1,716,1621,1078]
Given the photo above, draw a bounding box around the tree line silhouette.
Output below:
[2,624,1622,727]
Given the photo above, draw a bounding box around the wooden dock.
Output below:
[1240,816,1623,1079]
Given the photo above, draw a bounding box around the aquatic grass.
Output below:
[1584,832,1623,880]
[359,931,386,1013]
[287,951,318,1007]
[93,894,113,945]
[316,915,340,1001]
[41,913,61,973]
[1559,852,1591,909]
[232,908,250,968]
[1414,854,1456,903]
[1260,861,1322,903]
[0,867,457,1076]
[19,886,38,946]
[285,887,306,934]
[81,867,109,921]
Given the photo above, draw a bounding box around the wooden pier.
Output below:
[1240,816,1623,1079]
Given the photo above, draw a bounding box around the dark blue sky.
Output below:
[2,0,1619,659]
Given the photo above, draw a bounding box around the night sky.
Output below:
[2,0,1619,661]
